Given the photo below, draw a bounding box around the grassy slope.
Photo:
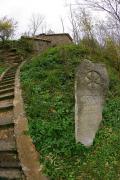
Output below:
[21,45,120,180]
[0,51,9,75]
[0,60,7,75]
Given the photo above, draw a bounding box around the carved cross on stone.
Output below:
[85,71,101,89]
[75,60,109,147]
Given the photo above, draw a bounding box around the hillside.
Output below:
[0,65,6,75]
[20,44,120,180]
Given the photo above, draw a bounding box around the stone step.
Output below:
[3,74,15,77]
[0,87,14,95]
[6,69,14,74]
[3,77,15,81]
[2,52,16,56]
[0,104,13,112]
[13,62,19,65]
[0,93,14,101]
[7,68,17,72]
[10,48,17,52]
[0,127,14,138]
[0,118,14,127]
[4,54,16,58]
[9,64,18,67]
[8,56,18,60]
[0,152,20,168]
[0,140,16,152]
[14,61,21,63]
[5,72,15,76]
[14,59,21,61]
[3,57,18,61]
[0,84,14,90]
[0,120,14,127]
[8,61,17,64]
[7,69,16,72]
[5,54,18,58]
[2,77,14,83]
[8,54,19,59]
[0,110,14,127]
[7,70,16,74]
[0,77,15,83]
[1,78,14,82]
[12,62,20,64]
[6,70,16,73]
[3,73,15,79]
[0,99,13,105]
[6,70,16,74]
[0,128,16,152]
[11,65,18,69]
[0,168,23,179]
[2,74,14,79]
[0,80,14,85]
[11,68,17,70]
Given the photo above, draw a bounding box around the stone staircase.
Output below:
[0,49,22,65]
[0,52,25,179]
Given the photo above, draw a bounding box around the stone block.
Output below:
[75,60,109,147]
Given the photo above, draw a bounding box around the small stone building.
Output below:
[36,33,73,47]
[21,36,51,53]
[32,38,51,52]
[21,33,73,53]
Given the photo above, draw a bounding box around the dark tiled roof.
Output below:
[36,33,73,41]
[21,36,51,43]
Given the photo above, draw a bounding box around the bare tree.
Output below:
[94,16,120,44]
[106,16,120,42]
[69,5,94,43]
[78,0,120,23]
[76,8,94,40]
[60,18,65,33]
[69,4,80,43]
[29,14,45,36]
[75,0,120,43]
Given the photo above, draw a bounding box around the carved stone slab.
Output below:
[75,60,109,147]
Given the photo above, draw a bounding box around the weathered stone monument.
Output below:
[75,60,109,147]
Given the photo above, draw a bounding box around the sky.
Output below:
[0,0,75,37]
[0,0,105,38]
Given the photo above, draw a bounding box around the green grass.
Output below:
[0,52,9,75]
[0,61,7,75]
[21,45,120,180]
